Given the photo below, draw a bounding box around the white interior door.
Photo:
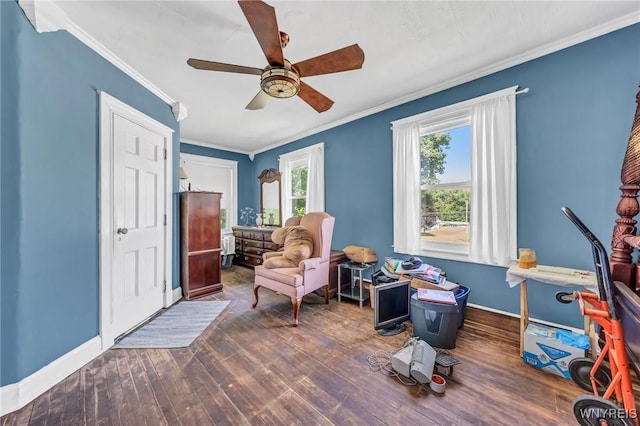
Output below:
[111,115,165,337]
[99,91,173,347]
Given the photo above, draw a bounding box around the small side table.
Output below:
[506,263,598,359]
[337,262,375,308]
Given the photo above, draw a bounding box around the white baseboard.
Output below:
[1,289,183,417]
[172,286,183,304]
[0,383,19,416]
[467,302,583,334]
[0,336,102,417]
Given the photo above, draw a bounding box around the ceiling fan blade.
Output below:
[292,44,365,77]
[238,0,284,67]
[246,90,271,110]
[187,58,263,75]
[297,81,334,113]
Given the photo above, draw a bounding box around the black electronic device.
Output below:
[401,256,423,270]
[435,350,461,367]
[374,279,411,336]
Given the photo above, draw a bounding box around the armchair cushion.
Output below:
[263,225,314,269]
[255,266,303,287]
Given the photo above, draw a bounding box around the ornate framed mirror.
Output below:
[258,168,282,226]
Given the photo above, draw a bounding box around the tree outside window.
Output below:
[220,208,227,230]
[290,164,308,216]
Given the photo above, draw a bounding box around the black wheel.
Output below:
[556,291,575,304]
[573,395,635,426]
[569,357,612,393]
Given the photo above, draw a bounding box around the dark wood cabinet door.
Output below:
[181,192,223,299]
[185,194,220,252]
[186,251,222,298]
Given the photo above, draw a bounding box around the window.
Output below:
[279,142,324,219]
[180,153,238,233]
[392,86,518,266]
[421,126,471,246]
[289,158,308,216]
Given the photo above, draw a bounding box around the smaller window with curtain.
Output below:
[279,142,325,220]
[391,86,520,266]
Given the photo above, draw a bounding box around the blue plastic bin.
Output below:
[455,285,470,329]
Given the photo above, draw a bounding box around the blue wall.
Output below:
[179,143,254,214]
[1,0,638,390]
[254,23,640,329]
[0,2,180,385]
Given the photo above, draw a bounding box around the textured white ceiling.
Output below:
[53,1,640,154]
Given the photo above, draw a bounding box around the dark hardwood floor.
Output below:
[1,266,620,425]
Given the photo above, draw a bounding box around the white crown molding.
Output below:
[20,0,185,119]
[181,138,251,156]
[172,102,188,122]
[65,19,176,106]
[250,12,640,157]
[19,2,639,158]
[0,337,102,417]
[18,0,67,33]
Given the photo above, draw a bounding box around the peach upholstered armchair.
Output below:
[252,212,335,326]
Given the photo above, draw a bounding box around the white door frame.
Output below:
[99,91,174,349]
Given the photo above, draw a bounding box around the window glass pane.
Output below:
[420,126,471,245]
[220,208,227,230]
[291,165,308,197]
[291,198,306,216]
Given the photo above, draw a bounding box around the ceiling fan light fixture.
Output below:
[261,67,300,98]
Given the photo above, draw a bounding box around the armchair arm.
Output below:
[299,257,330,294]
[299,257,323,271]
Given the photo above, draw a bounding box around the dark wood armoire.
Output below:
[180,191,223,299]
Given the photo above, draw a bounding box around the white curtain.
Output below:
[469,93,517,266]
[279,155,293,220]
[306,143,325,212]
[392,123,422,255]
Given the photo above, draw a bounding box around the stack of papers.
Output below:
[416,288,457,305]
[404,264,445,285]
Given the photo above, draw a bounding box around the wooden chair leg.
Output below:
[323,285,329,304]
[251,285,260,309]
[291,298,302,327]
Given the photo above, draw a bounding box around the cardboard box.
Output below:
[405,276,460,292]
[523,323,587,379]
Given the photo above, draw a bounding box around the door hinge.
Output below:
[163,214,167,226]
[163,280,167,292]
[163,148,167,160]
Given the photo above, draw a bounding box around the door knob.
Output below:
[116,227,128,235]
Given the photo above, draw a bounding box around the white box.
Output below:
[522,323,587,379]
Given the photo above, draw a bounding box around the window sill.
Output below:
[419,247,471,264]
[417,247,516,267]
